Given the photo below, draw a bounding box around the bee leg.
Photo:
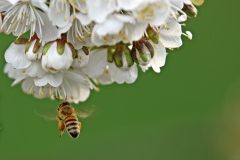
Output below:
[57,116,65,138]
[78,122,82,130]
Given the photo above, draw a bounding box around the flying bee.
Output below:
[35,96,94,139]
[56,100,82,138]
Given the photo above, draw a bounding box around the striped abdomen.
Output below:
[64,116,80,138]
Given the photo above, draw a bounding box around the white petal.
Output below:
[26,60,46,78]
[86,0,117,23]
[170,0,184,9]
[4,43,31,69]
[75,13,92,26]
[34,73,63,87]
[150,42,166,73]
[96,68,114,85]
[72,50,89,68]
[48,0,70,27]
[4,63,26,79]
[6,0,18,5]
[0,1,12,12]
[31,0,49,13]
[64,70,92,89]
[12,74,28,86]
[109,63,138,84]
[35,11,59,42]
[160,19,182,48]
[95,15,123,36]
[117,0,146,10]
[58,21,72,38]
[82,49,108,78]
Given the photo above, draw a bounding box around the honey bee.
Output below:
[35,96,93,139]
[56,100,82,138]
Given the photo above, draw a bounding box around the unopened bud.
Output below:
[132,40,154,66]
[183,1,198,18]
[14,38,28,44]
[25,39,41,53]
[25,39,42,61]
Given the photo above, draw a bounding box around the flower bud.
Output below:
[183,1,198,18]
[131,40,154,66]
[25,39,42,61]
[41,41,73,73]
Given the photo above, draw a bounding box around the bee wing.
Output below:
[34,110,58,121]
[75,105,95,119]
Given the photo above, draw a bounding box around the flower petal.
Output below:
[82,49,108,78]
[34,73,63,87]
[109,63,138,84]
[160,19,182,48]
[4,43,31,69]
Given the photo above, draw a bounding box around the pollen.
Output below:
[94,88,100,92]
[39,92,44,97]
[22,69,26,73]
[49,67,57,72]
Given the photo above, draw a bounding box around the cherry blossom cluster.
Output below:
[2,0,200,103]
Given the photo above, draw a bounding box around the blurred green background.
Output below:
[0,0,240,159]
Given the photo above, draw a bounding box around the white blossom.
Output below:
[1,0,58,42]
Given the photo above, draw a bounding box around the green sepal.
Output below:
[135,41,148,62]
[113,47,123,67]
[107,47,114,63]
[57,41,65,55]
[14,38,28,44]
[123,45,133,67]
[143,41,155,58]
[25,41,31,53]
[151,34,159,44]
[131,46,139,65]
[42,42,54,55]
[33,40,41,53]
[82,46,89,55]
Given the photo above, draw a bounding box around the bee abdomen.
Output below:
[64,116,80,138]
